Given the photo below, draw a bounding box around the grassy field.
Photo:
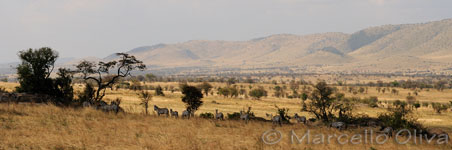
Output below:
[0,103,451,150]
[0,81,452,149]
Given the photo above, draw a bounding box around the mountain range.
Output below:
[3,19,452,75]
[102,18,452,74]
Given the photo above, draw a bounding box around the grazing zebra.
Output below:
[170,109,179,118]
[293,113,307,124]
[154,105,169,117]
[272,115,283,127]
[215,109,224,120]
[331,122,346,130]
[240,111,250,123]
[379,126,394,137]
[182,109,191,119]
[82,101,92,108]
[98,101,122,113]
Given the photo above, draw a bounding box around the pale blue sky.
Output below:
[1,0,451,63]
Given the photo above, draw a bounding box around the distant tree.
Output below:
[217,87,230,97]
[274,85,284,98]
[1,78,7,82]
[434,80,447,91]
[432,103,449,114]
[227,78,236,85]
[145,73,156,82]
[249,87,267,100]
[155,85,165,96]
[75,53,146,102]
[181,84,203,113]
[136,75,145,83]
[138,90,152,115]
[198,82,213,96]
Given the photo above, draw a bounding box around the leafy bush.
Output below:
[249,87,267,100]
[378,100,420,130]
[199,112,214,119]
[227,112,241,120]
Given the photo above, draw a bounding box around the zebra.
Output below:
[378,126,394,137]
[170,109,179,118]
[272,115,283,127]
[240,111,250,123]
[293,113,307,124]
[98,101,122,113]
[215,109,224,120]
[331,122,346,130]
[154,105,169,117]
[182,109,191,119]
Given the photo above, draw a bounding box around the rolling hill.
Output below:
[2,19,451,75]
[101,18,452,74]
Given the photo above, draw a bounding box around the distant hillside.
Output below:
[2,19,451,75]
[103,19,452,74]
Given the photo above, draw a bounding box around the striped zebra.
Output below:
[170,109,179,118]
[215,109,224,120]
[240,111,250,123]
[331,122,346,130]
[378,126,393,137]
[154,105,169,117]
[272,115,283,127]
[293,113,307,124]
[182,109,191,119]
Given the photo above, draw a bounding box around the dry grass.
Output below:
[1,81,452,149]
[0,103,451,150]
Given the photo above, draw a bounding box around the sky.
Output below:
[0,0,451,63]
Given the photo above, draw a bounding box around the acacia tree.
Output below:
[76,53,146,102]
[306,81,336,122]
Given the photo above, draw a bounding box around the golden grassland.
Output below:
[1,103,451,150]
[1,81,452,149]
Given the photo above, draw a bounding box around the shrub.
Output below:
[432,103,449,114]
[227,112,241,120]
[275,106,291,123]
[422,102,429,107]
[378,100,420,130]
[199,112,214,119]
[249,87,267,100]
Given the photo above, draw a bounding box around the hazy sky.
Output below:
[1,0,451,63]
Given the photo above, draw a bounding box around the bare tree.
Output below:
[76,53,146,102]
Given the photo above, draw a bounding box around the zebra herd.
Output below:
[154,105,193,119]
[151,105,449,139]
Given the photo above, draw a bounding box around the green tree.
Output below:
[16,47,58,95]
[306,81,336,122]
[181,84,203,113]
